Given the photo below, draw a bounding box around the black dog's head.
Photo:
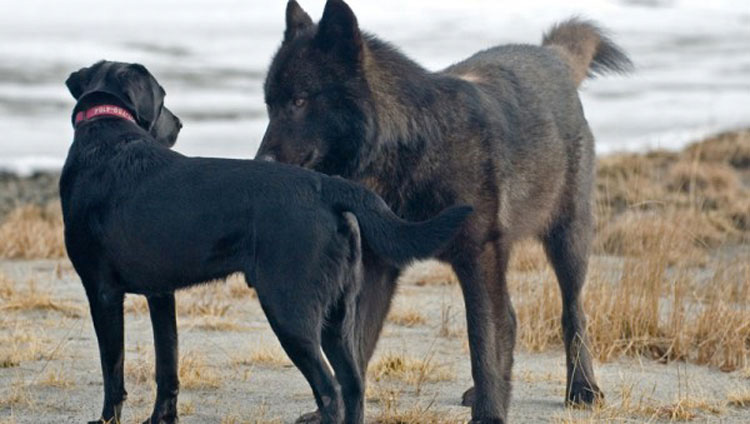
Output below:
[257,0,372,176]
[66,60,182,147]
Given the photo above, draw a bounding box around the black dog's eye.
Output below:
[293,97,307,108]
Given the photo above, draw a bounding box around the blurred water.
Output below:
[1,0,749,174]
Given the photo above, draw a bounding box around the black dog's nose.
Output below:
[257,154,276,162]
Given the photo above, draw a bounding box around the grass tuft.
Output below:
[0,203,65,259]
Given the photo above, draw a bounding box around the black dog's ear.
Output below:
[117,63,166,130]
[66,64,96,100]
[315,0,363,64]
[285,0,313,42]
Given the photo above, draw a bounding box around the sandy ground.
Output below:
[1,259,748,423]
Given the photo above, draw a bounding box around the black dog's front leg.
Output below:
[85,286,127,424]
[145,293,180,424]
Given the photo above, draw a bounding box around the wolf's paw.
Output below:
[461,386,475,407]
[470,418,505,424]
[566,381,604,407]
[295,410,321,424]
[141,416,179,424]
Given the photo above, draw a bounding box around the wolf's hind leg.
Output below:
[452,245,510,423]
[543,214,602,406]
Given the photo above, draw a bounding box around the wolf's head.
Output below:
[257,0,373,176]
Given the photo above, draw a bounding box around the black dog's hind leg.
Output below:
[322,304,364,424]
[145,293,180,424]
[255,292,344,424]
[295,261,398,424]
[543,213,602,406]
[84,283,126,424]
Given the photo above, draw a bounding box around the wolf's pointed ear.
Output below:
[315,0,363,64]
[285,0,313,42]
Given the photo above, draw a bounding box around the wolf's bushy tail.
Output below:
[542,17,633,87]
[323,177,472,267]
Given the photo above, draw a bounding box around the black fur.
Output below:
[61,60,470,424]
[259,1,632,422]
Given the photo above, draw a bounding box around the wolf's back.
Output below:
[542,18,633,87]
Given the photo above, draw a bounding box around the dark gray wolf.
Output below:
[61,60,471,424]
[257,1,633,422]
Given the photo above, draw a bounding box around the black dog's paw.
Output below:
[295,410,322,424]
[461,386,475,407]
[566,381,604,407]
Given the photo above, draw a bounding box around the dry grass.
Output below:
[233,342,291,368]
[124,350,222,389]
[0,277,83,318]
[509,240,549,272]
[221,404,282,424]
[369,351,455,390]
[513,252,750,371]
[728,387,750,408]
[683,128,750,169]
[555,376,730,423]
[125,351,154,385]
[387,305,427,327]
[179,352,222,389]
[0,272,13,300]
[402,261,458,286]
[0,378,31,409]
[37,366,74,388]
[0,324,56,368]
[0,203,65,259]
[178,399,196,416]
[369,386,466,423]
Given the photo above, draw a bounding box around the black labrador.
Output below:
[61,60,471,424]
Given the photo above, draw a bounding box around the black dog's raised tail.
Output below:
[542,17,633,87]
[324,178,472,266]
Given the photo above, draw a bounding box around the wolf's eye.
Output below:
[293,97,307,108]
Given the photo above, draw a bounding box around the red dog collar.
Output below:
[74,105,135,127]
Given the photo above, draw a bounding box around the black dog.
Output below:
[61,60,471,424]
[257,1,633,422]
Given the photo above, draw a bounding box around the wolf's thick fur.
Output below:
[62,61,470,424]
[258,1,632,422]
